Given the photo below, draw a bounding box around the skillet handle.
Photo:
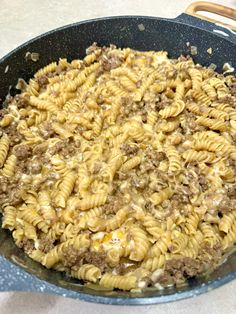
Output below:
[185,1,236,31]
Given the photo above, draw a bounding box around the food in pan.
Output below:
[1,43,236,291]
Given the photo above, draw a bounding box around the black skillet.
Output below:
[0,1,236,305]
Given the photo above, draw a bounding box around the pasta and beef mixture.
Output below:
[1,43,236,291]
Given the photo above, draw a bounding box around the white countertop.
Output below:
[0,0,236,313]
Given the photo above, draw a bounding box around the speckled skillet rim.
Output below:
[1,254,236,305]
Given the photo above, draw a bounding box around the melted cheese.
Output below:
[91,229,127,252]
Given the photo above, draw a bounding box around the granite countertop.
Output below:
[0,0,236,313]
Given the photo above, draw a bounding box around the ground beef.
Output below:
[63,247,110,272]
[120,144,139,156]
[100,53,122,71]
[15,159,30,174]
[229,78,236,97]
[14,144,32,160]
[48,139,66,155]
[144,148,166,168]
[82,251,110,272]
[29,160,42,174]
[39,238,54,253]
[227,184,236,198]
[8,187,24,206]
[1,123,22,146]
[33,142,48,155]
[218,196,236,214]
[103,195,123,214]
[15,96,29,109]
[198,242,222,265]
[186,111,198,129]
[0,176,23,206]
[181,111,200,134]
[62,247,84,268]
[131,174,149,189]
[38,122,55,139]
[156,152,166,161]
[217,96,235,107]
[139,160,156,173]
[172,185,192,204]
[35,75,49,88]
[157,93,172,105]
[19,238,34,253]
[199,175,208,192]
[230,85,236,97]
[172,193,189,204]
[120,97,145,118]
[48,138,78,157]
[162,257,203,284]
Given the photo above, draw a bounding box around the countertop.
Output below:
[0,0,236,313]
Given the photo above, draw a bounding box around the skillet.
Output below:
[0,1,236,305]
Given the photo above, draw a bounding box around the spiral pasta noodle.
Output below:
[165,145,182,174]
[0,134,10,167]
[159,100,185,119]
[54,172,76,208]
[71,264,101,283]
[1,154,17,177]
[99,273,137,291]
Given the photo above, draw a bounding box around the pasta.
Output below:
[159,100,185,119]
[54,171,76,208]
[150,187,173,206]
[2,205,16,231]
[141,255,167,271]
[87,207,128,232]
[165,145,182,174]
[182,150,217,163]
[196,116,229,132]
[99,273,137,291]
[0,134,10,167]
[71,264,101,283]
[188,68,202,90]
[1,44,236,291]
[1,154,17,177]
[129,227,151,261]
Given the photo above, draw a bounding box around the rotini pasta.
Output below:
[99,273,137,291]
[0,134,10,167]
[71,264,101,283]
[159,100,185,119]
[1,44,236,291]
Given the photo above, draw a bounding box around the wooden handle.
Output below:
[185,1,236,31]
